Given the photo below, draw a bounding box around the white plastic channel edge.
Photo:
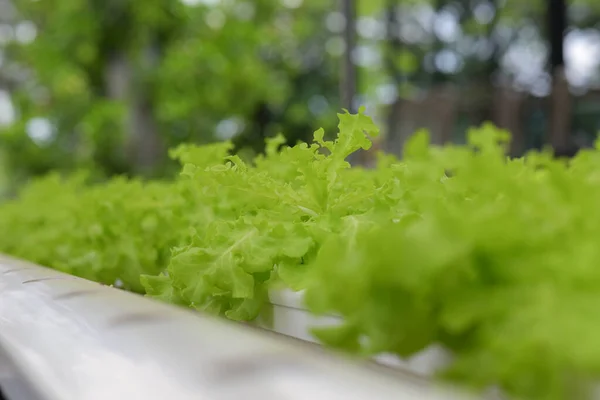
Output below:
[0,255,472,400]
[266,288,452,376]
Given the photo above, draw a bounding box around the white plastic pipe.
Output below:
[266,289,453,375]
[0,255,471,400]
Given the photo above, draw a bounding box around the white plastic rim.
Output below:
[0,255,470,400]
[266,288,452,376]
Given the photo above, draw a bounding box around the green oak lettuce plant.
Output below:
[142,108,381,318]
[2,110,600,399]
[304,127,600,400]
[0,173,192,292]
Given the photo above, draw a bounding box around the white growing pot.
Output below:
[262,288,453,378]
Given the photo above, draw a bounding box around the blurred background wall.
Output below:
[0,0,597,194]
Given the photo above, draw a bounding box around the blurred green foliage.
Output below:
[0,0,341,188]
[1,0,600,192]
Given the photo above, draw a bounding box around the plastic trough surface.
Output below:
[0,255,471,400]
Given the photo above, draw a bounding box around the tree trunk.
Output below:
[104,49,163,175]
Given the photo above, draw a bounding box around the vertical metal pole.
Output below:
[547,0,571,153]
[340,0,361,165]
[340,0,357,113]
[548,0,566,71]
[384,1,402,156]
